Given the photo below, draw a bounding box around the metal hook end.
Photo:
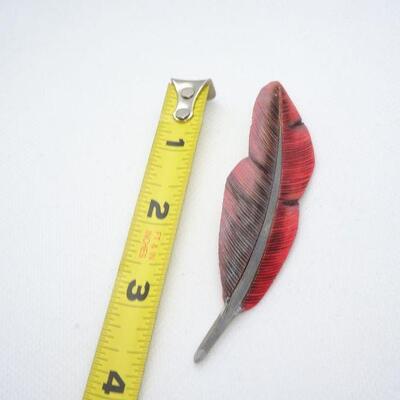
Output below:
[171,78,215,122]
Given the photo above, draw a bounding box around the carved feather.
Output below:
[194,81,314,362]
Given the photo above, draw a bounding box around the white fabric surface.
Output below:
[1,1,399,399]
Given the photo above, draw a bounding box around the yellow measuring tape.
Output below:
[83,79,214,399]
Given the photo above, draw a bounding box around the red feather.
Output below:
[195,82,314,362]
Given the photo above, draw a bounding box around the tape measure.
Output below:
[83,78,215,400]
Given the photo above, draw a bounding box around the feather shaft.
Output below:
[194,125,282,361]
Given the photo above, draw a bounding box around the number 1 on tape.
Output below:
[83,78,215,399]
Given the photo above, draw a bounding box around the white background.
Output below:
[1,1,400,399]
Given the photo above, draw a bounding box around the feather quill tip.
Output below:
[194,349,207,363]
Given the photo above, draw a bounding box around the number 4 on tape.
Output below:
[102,371,125,395]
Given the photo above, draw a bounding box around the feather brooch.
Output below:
[194,82,315,362]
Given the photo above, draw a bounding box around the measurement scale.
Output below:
[83,78,215,399]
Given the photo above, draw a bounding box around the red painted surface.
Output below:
[218,82,315,311]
